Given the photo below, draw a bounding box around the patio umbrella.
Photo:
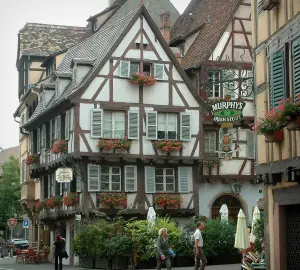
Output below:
[147,207,156,225]
[219,204,229,223]
[234,209,250,250]
[249,206,261,243]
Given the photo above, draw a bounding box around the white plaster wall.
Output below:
[99,62,110,76]
[68,107,75,153]
[210,31,231,60]
[113,79,139,103]
[63,223,71,265]
[204,159,252,175]
[143,136,156,155]
[177,84,199,107]
[146,194,153,209]
[126,49,140,59]
[198,182,264,224]
[130,140,140,155]
[85,133,99,153]
[172,68,183,82]
[80,135,89,152]
[80,104,93,131]
[112,20,140,57]
[95,79,110,102]
[76,66,91,86]
[243,101,254,117]
[181,193,194,208]
[58,78,70,97]
[127,193,137,208]
[82,77,105,100]
[182,138,198,157]
[172,88,185,106]
[235,5,251,19]
[143,83,169,105]
[144,51,159,61]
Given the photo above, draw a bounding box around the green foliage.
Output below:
[175,229,194,256]
[105,235,132,257]
[253,217,264,253]
[0,156,21,228]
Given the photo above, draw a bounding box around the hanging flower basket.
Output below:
[35,199,46,212]
[203,159,222,169]
[62,192,79,207]
[45,196,62,209]
[152,140,183,153]
[26,153,40,166]
[154,194,183,208]
[97,192,127,208]
[51,140,68,153]
[128,72,156,86]
[98,138,132,152]
[264,130,284,143]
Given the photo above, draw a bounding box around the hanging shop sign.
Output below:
[56,168,73,183]
[211,96,246,123]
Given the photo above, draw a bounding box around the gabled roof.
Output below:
[23,6,206,129]
[170,0,242,70]
[17,23,89,63]
[88,0,179,31]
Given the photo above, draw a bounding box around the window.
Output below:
[103,111,125,139]
[129,62,152,76]
[208,71,221,98]
[154,64,164,80]
[292,37,300,100]
[241,70,254,99]
[100,166,121,191]
[155,168,175,192]
[158,113,177,140]
[204,131,217,155]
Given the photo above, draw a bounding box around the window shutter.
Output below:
[145,166,155,193]
[180,113,191,141]
[76,175,82,192]
[269,51,285,108]
[292,37,300,99]
[119,61,130,78]
[125,166,137,192]
[146,111,157,140]
[55,115,61,140]
[88,164,100,192]
[30,131,34,154]
[128,111,139,139]
[246,131,255,159]
[178,167,189,193]
[42,125,46,149]
[40,177,44,199]
[218,128,224,158]
[65,110,70,140]
[49,120,53,147]
[154,64,164,80]
[91,109,102,138]
[37,128,41,153]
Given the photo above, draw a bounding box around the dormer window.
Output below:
[120,61,155,78]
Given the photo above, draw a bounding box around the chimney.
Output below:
[160,12,171,44]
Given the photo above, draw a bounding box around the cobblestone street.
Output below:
[0,257,240,270]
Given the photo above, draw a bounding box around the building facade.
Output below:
[18,5,204,265]
[253,0,300,269]
[170,0,263,222]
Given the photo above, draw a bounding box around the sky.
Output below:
[0,0,189,149]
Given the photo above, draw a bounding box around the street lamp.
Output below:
[232,181,242,195]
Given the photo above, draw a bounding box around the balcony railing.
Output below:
[40,149,64,165]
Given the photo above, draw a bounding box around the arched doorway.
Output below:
[211,195,243,221]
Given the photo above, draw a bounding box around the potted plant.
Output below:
[203,159,221,169]
[153,140,183,153]
[98,137,132,152]
[45,196,62,209]
[51,139,68,153]
[154,194,183,209]
[26,153,40,166]
[128,72,156,86]
[278,97,300,130]
[35,199,46,212]
[62,192,79,207]
[98,193,127,208]
[173,230,194,267]
[251,108,286,143]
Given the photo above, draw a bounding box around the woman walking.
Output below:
[156,228,172,270]
[53,234,65,270]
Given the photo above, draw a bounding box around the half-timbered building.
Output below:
[170,0,263,222]
[20,6,204,265]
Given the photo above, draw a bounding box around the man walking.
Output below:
[194,222,207,270]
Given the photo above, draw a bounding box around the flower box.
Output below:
[128,72,156,86]
[26,153,40,166]
[35,199,46,212]
[63,192,79,207]
[45,196,62,209]
[154,194,183,208]
[278,97,300,131]
[264,130,284,143]
[153,140,183,153]
[51,140,68,153]
[97,193,127,208]
[203,159,221,169]
[98,138,132,152]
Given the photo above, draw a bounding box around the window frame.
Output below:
[155,168,175,192]
[204,130,217,156]
[102,110,126,139]
[100,166,122,192]
[208,70,221,98]
[157,112,178,140]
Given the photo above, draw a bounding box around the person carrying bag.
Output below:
[53,234,66,270]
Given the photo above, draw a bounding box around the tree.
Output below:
[0,156,21,229]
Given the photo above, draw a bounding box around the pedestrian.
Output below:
[156,228,172,270]
[53,234,65,270]
[194,222,207,270]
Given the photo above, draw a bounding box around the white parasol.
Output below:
[234,209,250,250]
[249,206,261,243]
[147,207,156,225]
[219,204,229,223]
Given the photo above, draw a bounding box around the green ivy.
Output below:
[253,217,264,253]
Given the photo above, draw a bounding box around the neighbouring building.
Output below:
[252,0,300,269]
[0,146,19,180]
[18,5,204,266]
[170,0,264,222]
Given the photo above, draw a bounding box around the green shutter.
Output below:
[292,37,300,100]
[269,51,285,108]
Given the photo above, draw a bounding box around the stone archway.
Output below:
[209,193,246,222]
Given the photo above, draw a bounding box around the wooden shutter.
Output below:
[180,113,191,141]
[128,111,139,139]
[154,64,164,80]
[292,37,300,99]
[146,112,157,140]
[37,128,41,153]
[119,61,130,78]
[55,115,61,140]
[76,175,82,192]
[30,131,34,154]
[269,51,285,108]
[218,128,224,158]
[42,125,46,149]
[88,164,100,192]
[40,177,44,199]
[125,166,137,192]
[246,131,255,159]
[65,110,70,140]
[178,167,189,193]
[91,109,102,138]
[145,166,155,193]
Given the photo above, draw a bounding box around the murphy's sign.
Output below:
[211,99,246,123]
